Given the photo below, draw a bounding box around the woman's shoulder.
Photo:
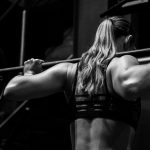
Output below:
[106,55,139,77]
[108,55,139,68]
[51,62,77,72]
[120,55,139,63]
[54,62,78,79]
[66,62,78,77]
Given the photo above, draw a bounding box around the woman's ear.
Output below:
[124,35,135,51]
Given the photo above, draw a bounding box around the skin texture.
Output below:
[67,56,137,150]
[4,17,150,150]
[3,54,146,150]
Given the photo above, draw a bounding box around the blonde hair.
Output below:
[76,16,132,96]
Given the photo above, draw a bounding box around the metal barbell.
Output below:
[0,48,150,75]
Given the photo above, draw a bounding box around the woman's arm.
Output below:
[3,60,70,101]
[108,55,150,100]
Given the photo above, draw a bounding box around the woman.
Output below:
[4,16,150,150]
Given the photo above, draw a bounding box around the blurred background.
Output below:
[0,0,150,149]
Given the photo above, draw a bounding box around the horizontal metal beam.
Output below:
[100,0,149,17]
[100,0,132,17]
[0,48,150,75]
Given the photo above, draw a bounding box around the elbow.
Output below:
[3,85,23,101]
[3,87,17,100]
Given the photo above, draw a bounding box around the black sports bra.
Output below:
[69,63,141,130]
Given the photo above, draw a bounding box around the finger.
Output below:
[34,59,44,62]
[24,60,29,64]
[34,59,44,64]
[24,58,35,62]
[24,58,44,65]
[31,58,35,61]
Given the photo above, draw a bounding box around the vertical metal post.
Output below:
[19,9,27,66]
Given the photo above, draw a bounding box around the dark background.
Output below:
[0,0,150,150]
[0,0,73,68]
[0,0,73,149]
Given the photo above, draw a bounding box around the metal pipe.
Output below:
[100,0,133,17]
[0,48,150,74]
[19,9,27,66]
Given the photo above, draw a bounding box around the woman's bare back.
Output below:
[66,62,136,150]
[71,118,134,150]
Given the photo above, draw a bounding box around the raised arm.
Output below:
[3,60,70,101]
[107,55,150,100]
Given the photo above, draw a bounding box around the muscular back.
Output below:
[65,59,136,150]
[74,118,134,150]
